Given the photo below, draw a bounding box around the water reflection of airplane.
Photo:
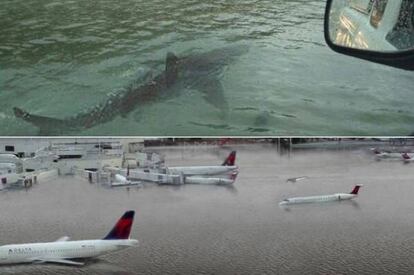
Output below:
[184,171,238,186]
[401,152,414,162]
[372,148,405,160]
[0,211,138,266]
[279,185,362,206]
[333,0,413,50]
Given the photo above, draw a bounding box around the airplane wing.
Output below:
[32,258,84,266]
[55,236,70,242]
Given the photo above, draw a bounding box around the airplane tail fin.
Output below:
[222,151,236,166]
[350,185,362,195]
[103,210,135,240]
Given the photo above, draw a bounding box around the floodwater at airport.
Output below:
[1,143,414,274]
[1,0,413,136]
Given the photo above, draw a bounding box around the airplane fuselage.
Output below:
[279,193,357,206]
[167,165,238,177]
[375,152,404,159]
[0,239,138,265]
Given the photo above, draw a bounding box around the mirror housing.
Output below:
[324,0,414,70]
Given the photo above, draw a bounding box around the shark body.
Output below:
[13,45,248,135]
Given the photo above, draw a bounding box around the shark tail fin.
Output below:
[222,151,236,166]
[13,107,30,119]
[103,211,135,240]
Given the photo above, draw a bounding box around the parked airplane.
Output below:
[111,174,141,187]
[167,151,238,177]
[0,211,138,266]
[279,185,362,206]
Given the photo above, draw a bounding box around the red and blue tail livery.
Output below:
[222,151,236,166]
[103,210,135,240]
[350,185,362,195]
[0,210,138,266]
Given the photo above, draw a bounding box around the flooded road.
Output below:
[1,143,414,274]
[1,0,413,135]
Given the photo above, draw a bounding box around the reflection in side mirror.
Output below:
[327,0,414,52]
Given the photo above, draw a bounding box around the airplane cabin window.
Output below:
[370,0,389,28]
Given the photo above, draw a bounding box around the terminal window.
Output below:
[5,145,14,152]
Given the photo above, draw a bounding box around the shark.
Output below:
[13,45,248,135]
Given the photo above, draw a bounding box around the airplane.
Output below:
[279,185,362,206]
[167,151,238,177]
[0,211,138,266]
[286,176,308,183]
[372,148,403,160]
[111,174,141,187]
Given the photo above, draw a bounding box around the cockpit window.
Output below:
[370,0,389,28]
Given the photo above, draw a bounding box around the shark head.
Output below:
[165,52,179,87]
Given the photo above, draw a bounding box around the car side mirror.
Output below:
[324,0,414,70]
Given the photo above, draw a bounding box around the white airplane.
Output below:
[167,151,238,177]
[286,176,308,183]
[185,171,238,185]
[111,173,141,187]
[372,149,402,160]
[0,211,138,266]
[279,185,362,206]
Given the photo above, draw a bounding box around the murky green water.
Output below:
[1,0,413,135]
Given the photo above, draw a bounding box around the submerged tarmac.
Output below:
[1,143,414,274]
